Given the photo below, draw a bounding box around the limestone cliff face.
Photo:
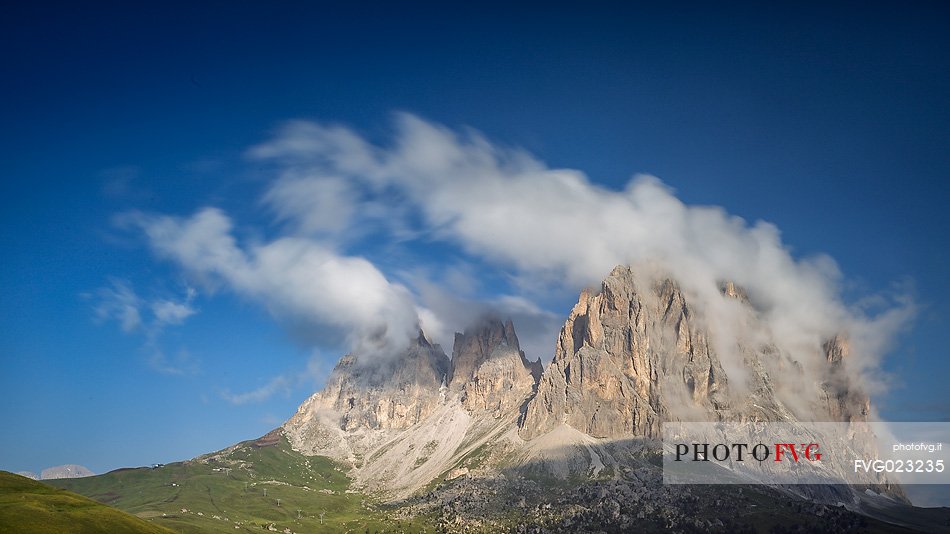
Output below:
[286,331,449,437]
[520,266,731,439]
[449,318,517,385]
[821,336,871,423]
[283,320,541,497]
[462,350,536,417]
[519,265,871,440]
[450,318,542,418]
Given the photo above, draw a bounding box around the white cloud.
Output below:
[262,173,358,235]
[90,279,199,374]
[151,298,197,326]
[220,374,292,405]
[92,279,197,334]
[107,114,914,407]
[220,351,331,405]
[92,279,143,333]
[148,347,200,376]
[127,207,420,359]
[245,114,914,400]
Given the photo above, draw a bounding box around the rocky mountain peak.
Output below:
[520,265,728,439]
[283,264,880,502]
[820,335,870,422]
[719,280,751,303]
[285,330,449,445]
[445,317,541,417]
[824,335,850,364]
[448,317,522,386]
[519,265,871,441]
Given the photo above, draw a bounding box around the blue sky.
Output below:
[2,2,949,477]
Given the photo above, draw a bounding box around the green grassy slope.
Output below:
[0,470,175,534]
[46,432,433,533]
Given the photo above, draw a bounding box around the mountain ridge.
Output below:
[40,264,947,532]
[282,264,889,504]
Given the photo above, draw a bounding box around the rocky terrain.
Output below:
[274,264,932,531]
[402,472,921,533]
[283,317,544,498]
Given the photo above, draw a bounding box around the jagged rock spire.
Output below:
[448,317,521,386]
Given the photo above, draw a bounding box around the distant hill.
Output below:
[40,464,94,480]
[0,470,173,533]
[11,465,94,481]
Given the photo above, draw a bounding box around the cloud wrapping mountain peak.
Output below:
[247,114,913,391]
[125,115,911,395]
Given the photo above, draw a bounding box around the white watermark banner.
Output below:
[662,422,949,485]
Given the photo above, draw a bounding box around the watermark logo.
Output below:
[663,422,950,485]
[673,442,822,463]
